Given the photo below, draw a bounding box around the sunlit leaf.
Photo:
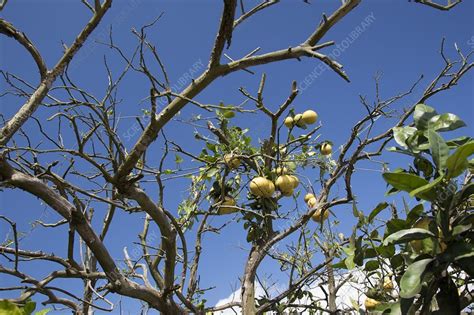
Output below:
[400,258,433,298]
[393,126,417,148]
[428,113,466,132]
[383,172,435,200]
[427,129,448,170]
[383,228,435,246]
[413,104,437,130]
[446,141,474,179]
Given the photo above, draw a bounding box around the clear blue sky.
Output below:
[1,1,473,313]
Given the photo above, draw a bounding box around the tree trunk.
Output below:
[242,247,264,315]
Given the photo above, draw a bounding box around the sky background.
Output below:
[1,0,473,314]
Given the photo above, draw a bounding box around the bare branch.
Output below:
[209,0,238,68]
[0,0,112,146]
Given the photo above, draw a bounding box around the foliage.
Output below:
[0,300,49,315]
[337,104,473,314]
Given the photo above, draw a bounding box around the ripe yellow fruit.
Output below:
[304,193,315,203]
[218,197,237,215]
[275,175,294,193]
[289,175,299,188]
[284,117,294,128]
[250,177,275,198]
[312,209,329,223]
[294,113,305,127]
[320,143,332,155]
[224,154,241,169]
[302,110,318,124]
[383,278,394,291]
[275,167,288,176]
[364,298,380,310]
[307,197,318,208]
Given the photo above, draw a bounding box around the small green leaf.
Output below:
[414,157,434,177]
[344,255,355,270]
[400,258,433,298]
[175,154,184,164]
[35,309,51,315]
[378,244,396,258]
[368,202,388,223]
[23,301,36,315]
[332,260,348,269]
[446,141,474,179]
[364,259,380,271]
[407,204,424,224]
[383,228,435,246]
[222,110,235,119]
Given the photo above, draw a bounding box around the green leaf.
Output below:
[368,202,388,223]
[400,298,416,315]
[221,110,235,119]
[386,219,410,236]
[364,259,380,271]
[378,244,396,258]
[452,224,472,236]
[462,182,474,197]
[446,136,471,148]
[332,260,348,269]
[413,104,438,130]
[427,129,448,170]
[205,142,217,152]
[344,255,355,270]
[383,228,435,246]
[175,154,183,164]
[342,246,355,256]
[23,301,36,315]
[0,300,22,315]
[380,302,401,315]
[414,157,434,177]
[409,175,444,199]
[400,258,433,298]
[382,172,435,200]
[446,141,474,179]
[428,113,466,132]
[387,146,416,156]
[406,131,431,152]
[390,254,405,269]
[438,242,474,269]
[407,204,424,224]
[35,309,51,315]
[393,126,417,148]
